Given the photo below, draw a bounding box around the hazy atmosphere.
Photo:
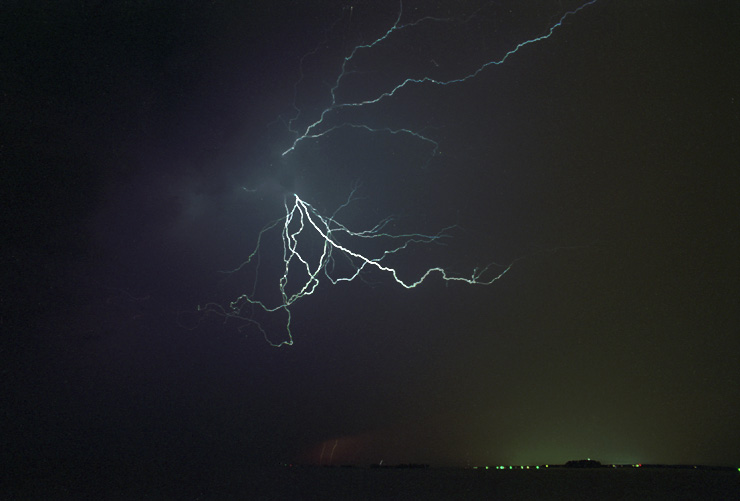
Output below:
[4,0,739,485]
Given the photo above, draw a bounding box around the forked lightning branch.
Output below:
[200,187,512,346]
[200,0,599,346]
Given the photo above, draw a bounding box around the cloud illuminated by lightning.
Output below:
[201,0,600,346]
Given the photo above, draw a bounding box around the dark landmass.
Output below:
[552,459,737,471]
[293,459,737,471]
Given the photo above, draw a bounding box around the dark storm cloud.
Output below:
[3,3,739,493]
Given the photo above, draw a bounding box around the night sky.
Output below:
[3,0,740,482]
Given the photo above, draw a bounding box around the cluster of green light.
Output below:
[475,465,547,470]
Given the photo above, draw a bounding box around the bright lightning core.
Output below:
[200,186,512,347]
[200,1,599,346]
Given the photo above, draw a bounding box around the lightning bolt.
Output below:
[200,1,600,346]
[282,0,599,157]
[201,185,512,347]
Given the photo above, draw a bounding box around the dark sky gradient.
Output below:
[3,0,739,479]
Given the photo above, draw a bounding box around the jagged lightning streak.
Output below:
[202,1,599,346]
[282,0,599,157]
[329,439,339,465]
[201,185,511,347]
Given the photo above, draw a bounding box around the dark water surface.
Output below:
[9,466,739,499]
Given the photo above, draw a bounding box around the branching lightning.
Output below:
[201,1,600,346]
[201,185,512,347]
[282,0,599,157]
